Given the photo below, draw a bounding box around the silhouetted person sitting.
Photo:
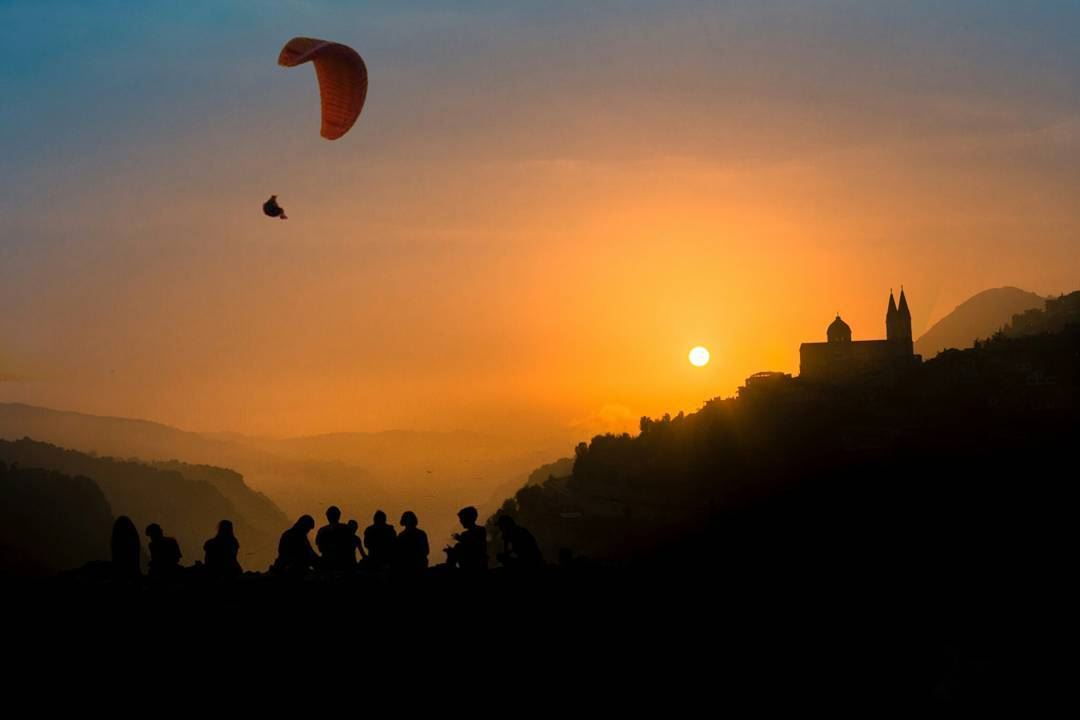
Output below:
[111,515,141,579]
[363,510,397,570]
[272,515,319,577]
[263,194,288,220]
[203,519,242,579]
[393,510,429,573]
[145,523,183,579]
[445,506,487,572]
[316,505,353,573]
[346,519,366,565]
[495,515,543,570]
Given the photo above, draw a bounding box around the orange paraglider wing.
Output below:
[279,37,368,140]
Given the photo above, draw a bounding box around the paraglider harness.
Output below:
[263,196,287,219]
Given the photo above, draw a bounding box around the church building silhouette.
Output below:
[800,289,921,382]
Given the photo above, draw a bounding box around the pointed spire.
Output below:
[887,289,897,317]
[898,285,910,317]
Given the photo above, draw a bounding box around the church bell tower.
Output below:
[887,287,913,354]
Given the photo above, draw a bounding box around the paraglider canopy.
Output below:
[278,37,368,140]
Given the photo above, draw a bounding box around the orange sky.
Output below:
[2,3,1078,440]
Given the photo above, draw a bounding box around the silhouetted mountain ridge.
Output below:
[0,438,282,569]
[915,286,1044,358]
[0,402,384,527]
[0,403,568,553]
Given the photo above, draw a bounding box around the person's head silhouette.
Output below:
[400,511,418,529]
[217,519,234,538]
[496,515,517,532]
[373,510,387,526]
[347,519,359,534]
[296,515,315,533]
[326,506,341,523]
[146,523,163,540]
[457,506,479,528]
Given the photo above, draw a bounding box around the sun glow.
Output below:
[689,346,710,367]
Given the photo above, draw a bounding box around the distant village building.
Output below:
[737,371,793,398]
[799,289,921,382]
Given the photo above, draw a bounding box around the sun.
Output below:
[689,346,710,367]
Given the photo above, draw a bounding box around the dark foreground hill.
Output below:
[0,463,113,576]
[491,327,1077,585]
[7,555,1047,706]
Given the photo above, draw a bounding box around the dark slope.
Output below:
[0,463,113,576]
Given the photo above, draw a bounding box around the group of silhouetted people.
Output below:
[109,503,541,581]
[272,505,438,577]
[110,516,242,580]
[273,505,418,576]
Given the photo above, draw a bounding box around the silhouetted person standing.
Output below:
[363,510,397,570]
[145,523,182,579]
[495,515,543,570]
[111,516,141,579]
[394,510,429,573]
[273,515,319,577]
[445,506,487,572]
[316,505,351,572]
[203,519,242,579]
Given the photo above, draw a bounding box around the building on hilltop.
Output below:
[799,289,921,383]
[737,371,793,398]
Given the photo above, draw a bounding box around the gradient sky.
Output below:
[1,1,1078,439]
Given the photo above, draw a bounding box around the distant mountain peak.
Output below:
[915,287,1045,359]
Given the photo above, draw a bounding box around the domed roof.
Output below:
[827,314,852,343]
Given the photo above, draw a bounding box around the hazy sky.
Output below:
[1,1,1078,438]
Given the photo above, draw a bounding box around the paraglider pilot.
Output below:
[263,195,288,220]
